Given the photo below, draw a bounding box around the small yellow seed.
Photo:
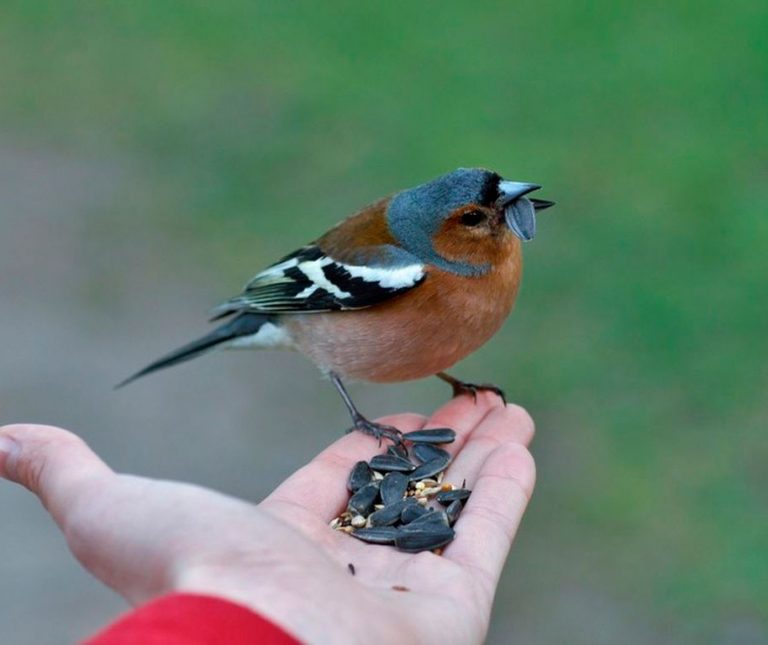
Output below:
[415,481,426,490]
[441,482,453,491]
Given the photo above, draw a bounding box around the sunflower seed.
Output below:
[401,502,431,524]
[409,455,451,481]
[436,488,471,506]
[387,443,410,459]
[351,526,400,544]
[402,428,456,444]
[405,508,450,528]
[412,443,451,464]
[369,454,416,473]
[348,481,380,516]
[395,526,455,553]
[347,461,374,492]
[380,472,409,506]
[446,499,463,525]
[369,499,411,527]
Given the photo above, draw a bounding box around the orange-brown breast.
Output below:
[285,231,522,382]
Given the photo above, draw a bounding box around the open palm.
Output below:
[0,393,535,644]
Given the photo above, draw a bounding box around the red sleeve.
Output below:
[83,593,301,645]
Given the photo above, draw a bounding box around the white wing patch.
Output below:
[344,263,425,289]
[296,257,352,299]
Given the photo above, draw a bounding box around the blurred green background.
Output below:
[0,2,766,643]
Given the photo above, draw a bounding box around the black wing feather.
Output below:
[210,245,425,319]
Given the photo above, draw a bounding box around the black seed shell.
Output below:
[408,455,450,481]
[402,428,456,444]
[435,488,471,506]
[401,502,431,524]
[412,443,451,464]
[347,460,374,493]
[380,472,409,506]
[369,499,411,527]
[395,526,455,553]
[351,526,399,544]
[406,509,450,528]
[446,499,463,525]
[347,481,380,516]
[369,454,416,473]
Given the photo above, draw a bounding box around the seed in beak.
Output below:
[504,197,537,241]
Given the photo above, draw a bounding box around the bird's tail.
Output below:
[116,313,270,388]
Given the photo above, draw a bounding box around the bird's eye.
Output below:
[460,210,486,227]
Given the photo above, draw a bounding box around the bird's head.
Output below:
[386,168,554,276]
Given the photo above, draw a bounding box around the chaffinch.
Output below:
[120,168,553,442]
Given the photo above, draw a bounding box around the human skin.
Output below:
[0,393,535,644]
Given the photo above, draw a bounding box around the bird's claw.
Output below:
[349,416,404,447]
[450,380,507,405]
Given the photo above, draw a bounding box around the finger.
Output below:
[0,424,114,531]
[442,403,534,489]
[444,442,536,598]
[262,413,427,522]
[424,390,506,456]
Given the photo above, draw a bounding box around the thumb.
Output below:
[0,424,113,529]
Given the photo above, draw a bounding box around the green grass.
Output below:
[2,1,766,639]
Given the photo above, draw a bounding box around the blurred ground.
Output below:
[1,3,766,644]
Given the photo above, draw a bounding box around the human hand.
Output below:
[0,393,535,644]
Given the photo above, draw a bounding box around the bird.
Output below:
[118,168,553,443]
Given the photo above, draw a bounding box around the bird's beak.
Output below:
[497,181,541,204]
[530,198,555,211]
[496,181,553,242]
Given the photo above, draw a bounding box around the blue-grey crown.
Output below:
[386,168,500,276]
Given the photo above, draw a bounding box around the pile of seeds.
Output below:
[330,428,471,553]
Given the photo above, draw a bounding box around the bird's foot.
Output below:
[437,372,507,405]
[348,415,404,446]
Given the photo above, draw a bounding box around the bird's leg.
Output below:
[330,372,404,446]
[436,372,507,405]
